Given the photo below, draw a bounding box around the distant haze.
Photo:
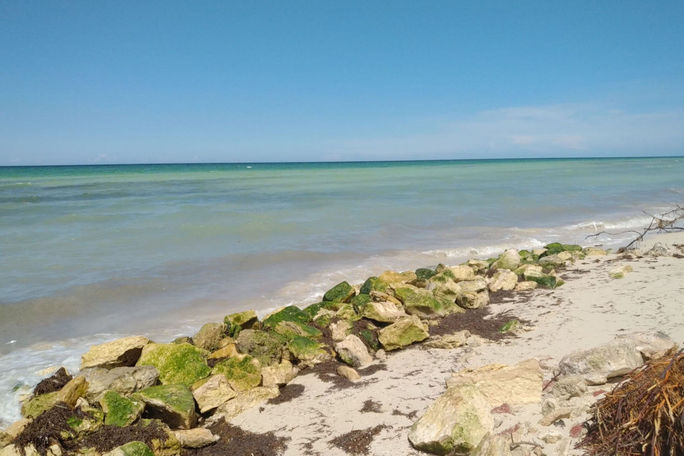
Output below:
[1,1,683,165]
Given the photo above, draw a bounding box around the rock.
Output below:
[616,331,676,360]
[103,441,154,456]
[538,254,569,267]
[335,335,373,368]
[335,303,359,321]
[523,269,558,288]
[81,366,159,401]
[0,445,21,456]
[207,344,239,363]
[456,290,490,309]
[514,281,538,291]
[424,331,469,349]
[235,329,287,367]
[330,320,352,342]
[212,354,262,392]
[516,263,543,277]
[584,247,607,256]
[488,269,518,292]
[173,429,219,448]
[137,343,210,388]
[32,367,71,396]
[172,336,193,345]
[359,300,407,323]
[646,242,671,257]
[609,264,632,279]
[472,433,512,456]
[322,281,355,303]
[408,384,493,455]
[100,390,144,426]
[446,359,543,406]
[21,392,60,418]
[394,285,447,318]
[539,407,572,426]
[224,310,258,337]
[213,386,279,420]
[544,243,582,255]
[558,338,644,384]
[550,375,587,400]
[273,320,322,339]
[287,336,330,365]
[191,374,237,413]
[135,384,196,429]
[360,276,390,294]
[458,278,488,293]
[262,305,311,328]
[261,360,298,388]
[375,349,387,360]
[378,270,417,287]
[466,259,490,274]
[192,323,226,352]
[448,265,477,282]
[81,336,150,369]
[378,315,429,351]
[0,419,29,445]
[57,376,89,407]
[336,365,360,381]
[492,249,521,271]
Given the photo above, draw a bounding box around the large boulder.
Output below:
[261,360,298,388]
[558,338,644,384]
[408,384,493,455]
[359,276,390,294]
[211,354,262,392]
[378,270,417,288]
[455,281,489,309]
[235,329,287,367]
[224,310,258,337]
[100,390,144,426]
[330,319,352,342]
[492,249,521,271]
[191,374,237,413]
[446,359,543,406]
[135,384,197,429]
[287,336,330,365]
[378,315,429,351]
[136,343,210,387]
[488,270,518,292]
[334,335,373,368]
[322,281,355,303]
[212,386,280,421]
[192,323,226,352]
[81,336,150,369]
[81,366,159,401]
[448,265,477,282]
[615,331,676,360]
[394,285,446,318]
[359,300,407,323]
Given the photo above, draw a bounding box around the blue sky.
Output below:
[1,1,683,165]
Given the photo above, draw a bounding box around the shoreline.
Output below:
[1,231,683,456]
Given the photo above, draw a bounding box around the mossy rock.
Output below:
[350,293,372,312]
[263,306,311,329]
[224,310,259,338]
[415,268,437,283]
[526,274,558,289]
[360,277,389,294]
[429,269,456,284]
[335,303,361,321]
[235,329,287,366]
[212,355,262,392]
[323,281,355,303]
[192,322,226,351]
[499,319,521,333]
[543,243,582,256]
[378,316,429,351]
[302,302,329,320]
[313,312,334,328]
[21,391,60,418]
[100,390,144,426]
[136,343,210,388]
[273,320,322,339]
[115,441,154,456]
[394,286,446,318]
[287,336,330,363]
[135,384,196,429]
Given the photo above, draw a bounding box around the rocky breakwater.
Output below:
[1,242,593,456]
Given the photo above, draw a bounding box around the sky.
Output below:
[1,1,684,165]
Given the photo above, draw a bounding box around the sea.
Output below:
[1,157,683,424]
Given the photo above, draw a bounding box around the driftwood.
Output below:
[586,205,684,250]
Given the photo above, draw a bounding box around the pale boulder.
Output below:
[492,249,521,271]
[212,386,279,421]
[448,265,476,282]
[514,281,538,291]
[191,374,237,414]
[261,360,298,387]
[360,301,407,323]
[173,429,219,448]
[81,336,150,369]
[616,331,676,360]
[472,433,512,456]
[336,365,360,381]
[81,365,159,401]
[558,338,644,384]
[329,319,352,342]
[488,269,518,292]
[335,335,373,368]
[424,331,469,349]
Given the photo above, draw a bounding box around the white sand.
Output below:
[231,232,684,455]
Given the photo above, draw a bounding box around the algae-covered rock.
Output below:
[523,270,558,288]
[359,300,407,323]
[378,315,429,351]
[262,305,310,328]
[287,336,330,364]
[81,336,150,369]
[136,343,210,387]
[135,384,197,429]
[235,329,287,366]
[191,374,236,413]
[100,390,144,426]
[492,249,521,271]
[335,303,360,321]
[415,268,437,283]
[192,323,226,352]
[81,365,159,401]
[359,277,389,294]
[104,441,154,456]
[334,335,373,368]
[207,343,239,364]
[21,391,60,418]
[349,293,372,310]
[543,242,582,255]
[408,384,493,455]
[322,281,355,303]
[212,354,262,392]
[273,320,322,339]
[394,285,446,318]
[224,310,258,337]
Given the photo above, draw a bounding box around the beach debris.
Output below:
[190,375,236,414]
[579,349,683,456]
[81,336,150,370]
[334,334,373,368]
[446,359,543,407]
[80,366,159,401]
[377,315,429,351]
[646,241,673,257]
[408,384,493,454]
[21,376,88,419]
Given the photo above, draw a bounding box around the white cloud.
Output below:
[333,103,684,160]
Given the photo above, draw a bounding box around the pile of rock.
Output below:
[0,242,590,456]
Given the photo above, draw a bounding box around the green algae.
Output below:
[212,355,262,391]
[136,343,210,387]
[322,281,355,303]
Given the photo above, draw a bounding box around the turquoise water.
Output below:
[0,157,683,423]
